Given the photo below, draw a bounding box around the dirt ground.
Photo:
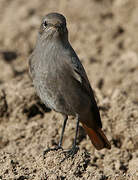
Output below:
[0,0,138,179]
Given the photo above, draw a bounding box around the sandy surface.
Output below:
[0,0,138,179]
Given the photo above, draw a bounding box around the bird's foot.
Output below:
[43,146,63,156]
[61,145,79,162]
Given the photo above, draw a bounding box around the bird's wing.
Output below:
[70,56,102,128]
[71,57,92,95]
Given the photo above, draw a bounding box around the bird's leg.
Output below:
[58,115,68,147]
[62,114,79,159]
[72,114,79,150]
[43,115,68,155]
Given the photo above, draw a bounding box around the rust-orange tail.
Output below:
[82,123,111,150]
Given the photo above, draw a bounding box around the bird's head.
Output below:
[39,12,68,42]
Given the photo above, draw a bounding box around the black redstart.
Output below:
[29,12,111,155]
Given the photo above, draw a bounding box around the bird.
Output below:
[29,12,111,156]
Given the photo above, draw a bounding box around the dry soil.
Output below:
[0,0,138,179]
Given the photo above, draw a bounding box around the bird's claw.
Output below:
[43,146,63,156]
[61,145,79,162]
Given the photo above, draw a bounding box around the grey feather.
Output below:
[29,12,102,128]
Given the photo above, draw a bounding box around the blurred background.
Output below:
[0,0,138,179]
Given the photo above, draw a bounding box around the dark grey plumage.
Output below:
[29,12,111,151]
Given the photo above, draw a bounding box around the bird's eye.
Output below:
[43,21,47,28]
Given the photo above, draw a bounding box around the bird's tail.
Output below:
[82,123,111,150]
